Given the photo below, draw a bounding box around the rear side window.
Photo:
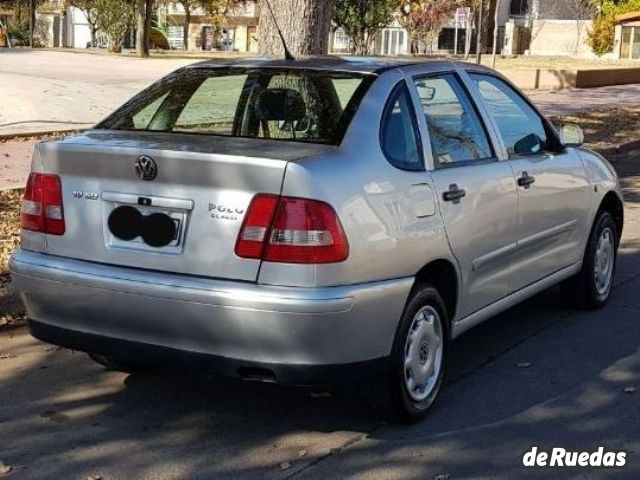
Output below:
[380,84,422,171]
[98,68,372,145]
[414,74,493,167]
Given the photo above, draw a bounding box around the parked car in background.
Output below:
[10,57,624,421]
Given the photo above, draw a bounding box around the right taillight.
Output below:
[21,173,65,235]
[235,194,349,264]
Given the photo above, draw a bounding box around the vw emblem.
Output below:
[134,155,157,181]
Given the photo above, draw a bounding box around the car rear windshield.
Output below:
[97,67,374,145]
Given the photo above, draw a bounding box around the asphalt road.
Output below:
[0,152,638,480]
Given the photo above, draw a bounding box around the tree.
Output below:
[67,0,100,46]
[587,0,640,55]
[258,0,335,55]
[94,0,135,52]
[401,0,460,53]
[136,0,152,57]
[177,0,197,50]
[562,0,596,54]
[334,0,399,54]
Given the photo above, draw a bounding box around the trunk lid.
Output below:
[37,130,335,282]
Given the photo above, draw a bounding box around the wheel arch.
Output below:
[598,190,624,246]
[413,259,459,322]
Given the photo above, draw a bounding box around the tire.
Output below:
[87,353,146,373]
[364,285,449,422]
[562,210,618,309]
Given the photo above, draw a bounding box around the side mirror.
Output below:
[415,80,436,101]
[514,133,544,156]
[559,124,584,147]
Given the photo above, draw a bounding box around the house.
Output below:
[614,12,640,60]
[62,0,259,52]
[329,0,598,58]
[160,1,259,52]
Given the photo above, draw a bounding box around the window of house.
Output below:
[510,0,529,15]
[333,28,350,50]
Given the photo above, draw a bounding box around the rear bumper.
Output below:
[10,249,412,384]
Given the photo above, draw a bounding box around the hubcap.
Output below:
[404,306,443,402]
[594,227,615,297]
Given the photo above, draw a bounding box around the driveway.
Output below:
[1,153,639,479]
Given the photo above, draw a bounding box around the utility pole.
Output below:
[492,0,502,68]
[475,0,484,65]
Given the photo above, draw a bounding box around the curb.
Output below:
[0,128,82,142]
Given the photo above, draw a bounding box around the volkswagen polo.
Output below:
[10,57,624,420]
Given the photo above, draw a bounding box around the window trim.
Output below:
[379,81,425,172]
[467,71,565,158]
[412,71,497,170]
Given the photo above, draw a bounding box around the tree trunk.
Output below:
[136,0,150,57]
[183,8,191,51]
[258,0,335,56]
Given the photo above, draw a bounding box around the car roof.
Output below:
[188,55,477,75]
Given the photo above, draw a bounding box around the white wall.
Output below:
[66,6,92,48]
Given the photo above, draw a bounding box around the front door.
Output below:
[469,73,591,291]
[410,72,520,319]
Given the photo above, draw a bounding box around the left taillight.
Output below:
[21,173,65,235]
[235,194,349,264]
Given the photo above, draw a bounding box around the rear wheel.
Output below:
[563,210,618,309]
[365,285,449,422]
[87,353,146,373]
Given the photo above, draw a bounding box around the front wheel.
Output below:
[365,286,449,422]
[563,210,618,309]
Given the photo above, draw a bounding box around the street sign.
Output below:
[455,7,471,24]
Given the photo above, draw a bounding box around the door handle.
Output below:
[517,171,536,189]
[442,184,466,203]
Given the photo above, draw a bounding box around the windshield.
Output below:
[97,68,373,145]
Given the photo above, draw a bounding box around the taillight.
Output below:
[21,173,65,235]
[235,195,348,264]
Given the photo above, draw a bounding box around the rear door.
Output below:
[407,69,519,318]
[468,73,591,291]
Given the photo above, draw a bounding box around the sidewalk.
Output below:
[530,83,640,117]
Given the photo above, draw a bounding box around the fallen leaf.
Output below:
[517,362,532,369]
[624,386,636,394]
[279,461,292,471]
[49,412,70,423]
[0,461,12,474]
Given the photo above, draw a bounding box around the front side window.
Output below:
[380,85,422,171]
[470,73,556,156]
[98,68,372,145]
[414,74,493,167]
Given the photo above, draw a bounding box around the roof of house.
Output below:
[615,11,640,23]
[188,55,459,74]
